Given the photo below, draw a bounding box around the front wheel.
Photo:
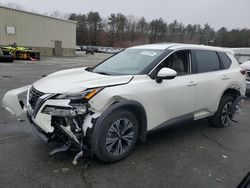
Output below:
[209,95,234,127]
[94,109,138,163]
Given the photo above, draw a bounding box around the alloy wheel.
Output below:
[220,101,233,127]
[105,118,135,156]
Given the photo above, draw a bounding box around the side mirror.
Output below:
[156,68,177,83]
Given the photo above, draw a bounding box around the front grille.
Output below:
[29,86,44,109]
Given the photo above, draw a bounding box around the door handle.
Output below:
[221,75,229,80]
[187,81,197,87]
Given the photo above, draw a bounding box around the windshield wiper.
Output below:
[95,71,110,75]
[85,67,93,72]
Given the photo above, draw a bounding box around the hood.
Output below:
[33,67,133,94]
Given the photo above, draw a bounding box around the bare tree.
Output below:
[49,10,70,20]
[2,2,26,11]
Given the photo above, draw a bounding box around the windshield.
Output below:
[92,49,164,75]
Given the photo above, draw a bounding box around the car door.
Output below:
[145,50,198,130]
[191,50,230,119]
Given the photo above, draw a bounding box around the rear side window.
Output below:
[218,52,232,69]
[194,50,220,73]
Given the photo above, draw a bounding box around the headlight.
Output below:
[55,88,103,101]
[42,105,87,116]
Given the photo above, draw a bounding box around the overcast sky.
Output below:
[1,0,250,30]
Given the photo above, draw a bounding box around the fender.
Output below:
[216,86,242,112]
[90,99,147,154]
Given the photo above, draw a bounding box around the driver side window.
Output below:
[159,50,191,76]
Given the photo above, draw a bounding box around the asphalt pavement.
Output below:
[0,53,250,188]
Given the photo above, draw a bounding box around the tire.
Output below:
[209,95,234,127]
[0,55,13,63]
[94,109,138,163]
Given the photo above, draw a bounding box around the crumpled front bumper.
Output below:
[27,112,51,143]
[2,86,96,146]
[2,85,31,120]
[26,110,80,146]
[2,85,58,142]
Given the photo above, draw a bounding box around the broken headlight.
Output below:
[55,88,103,101]
[42,105,87,117]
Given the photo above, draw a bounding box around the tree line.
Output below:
[1,3,249,48]
[68,12,250,48]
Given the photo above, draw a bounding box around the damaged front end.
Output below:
[2,85,30,120]
[2,85,101,164]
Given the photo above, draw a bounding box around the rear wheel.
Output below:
[209,95,234,127]
[0,55,13,62]
[94,109,138,163]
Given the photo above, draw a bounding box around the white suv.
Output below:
[2,43,246,163]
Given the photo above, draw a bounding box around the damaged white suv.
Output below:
[2,43,246,163]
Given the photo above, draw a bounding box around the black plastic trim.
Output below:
[148,113,194,134]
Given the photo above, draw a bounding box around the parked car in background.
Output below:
[93,46,99,53]
[240,60,250,94]
[75,45,81,51]
[98,47,107,53]
[231,48,250,64]
[81,46,87,51]
[2,43,245,163]
[86,46,94,55]
[101,48,108,53]
[105,47,121,54]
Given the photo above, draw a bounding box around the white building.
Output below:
[0,6,76,56]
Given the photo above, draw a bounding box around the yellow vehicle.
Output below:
[1,43,40,60]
